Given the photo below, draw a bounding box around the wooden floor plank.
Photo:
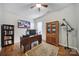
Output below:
[0,42,79,56]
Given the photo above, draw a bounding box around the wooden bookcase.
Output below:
[46,21,59,46]
[1,24,14,47]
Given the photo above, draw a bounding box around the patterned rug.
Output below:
[25,42,59,56]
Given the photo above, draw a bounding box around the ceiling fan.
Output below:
[30,4,48,11]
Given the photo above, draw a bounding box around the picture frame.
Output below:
[18,20,30,28]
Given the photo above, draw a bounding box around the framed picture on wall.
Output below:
[18,20,30,28]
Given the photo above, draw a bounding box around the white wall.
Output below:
[0,18,1,48]
[34,4,77,49]
[75,4,79,51]
[0,4,4,48]
[14,16,34,43]
[0,5,34,48]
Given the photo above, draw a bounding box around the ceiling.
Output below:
[1,3,71,19]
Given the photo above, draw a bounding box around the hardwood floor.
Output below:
[0,42,79,56]
[0,43,23,56]
[58,45,79,56]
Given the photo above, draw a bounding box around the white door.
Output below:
[37,22,42,35]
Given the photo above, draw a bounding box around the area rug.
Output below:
[25,42,59,56]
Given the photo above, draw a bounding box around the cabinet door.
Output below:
[51,22,56,33]
[47,34,55,44]
[51,36,56,44]
[46,36,51,43]
[46,23,51,33]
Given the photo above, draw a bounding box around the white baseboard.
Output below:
[69,46,77,50]
[59,43,77,50]
[76,49,79,54]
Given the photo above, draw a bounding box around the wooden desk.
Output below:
[20,35,42,52]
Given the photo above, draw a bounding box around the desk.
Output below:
[20,35,42,52]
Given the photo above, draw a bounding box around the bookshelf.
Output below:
[1,24,14,47]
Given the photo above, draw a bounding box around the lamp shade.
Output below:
[61,23,65,26]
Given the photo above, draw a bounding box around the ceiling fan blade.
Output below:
[42,5,48,8]
[30,6,35,8]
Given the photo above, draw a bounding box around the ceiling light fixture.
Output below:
[31,4,48,12]
[36,4,41,8]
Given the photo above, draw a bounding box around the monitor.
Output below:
[26,29,36,36]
